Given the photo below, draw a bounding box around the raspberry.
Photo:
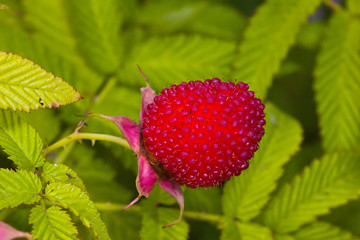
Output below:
[141,78,265,188]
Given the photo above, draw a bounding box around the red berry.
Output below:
[141,78,265,188]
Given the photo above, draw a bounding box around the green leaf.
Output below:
[263,153,360,233]
[222,103,303,221]
[232,0,322,98]
[45,182,110,240]
[0,169,41,210]
[117,35,236,90]
[293,222,359,240]
[22,0,79,63]
[137,1,245,40]
[314,11,360,153]
[221,219,273,240]
[66,0,121,73]
[0,24,102,96]
[42,162,86,190]
[0,110,45,170]
[0,52,82,112]
[29,205,78,240]
[140,186,189,240]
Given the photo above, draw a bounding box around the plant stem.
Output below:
[95,202,222,224]
[43,132,131,156]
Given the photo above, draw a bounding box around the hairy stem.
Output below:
[95,202,222,224]
[43,132,131,156]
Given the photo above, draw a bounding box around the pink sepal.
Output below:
[136,154,158,198]
[140,83,156,122]
[84,113,141,153]
[0,222,31,240]
[157,178,184,228]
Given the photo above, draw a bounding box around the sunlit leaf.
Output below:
[0,110,44,170]
[29,205,78,240]
[0,52,82,112]
[45,182,110,239]
[0,169,41,210]
[42,162,86,190]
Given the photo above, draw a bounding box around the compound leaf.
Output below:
[29,205,78,240]
[0,110,44,170]
[232,0,322,98]
[314,11,360,153]
[263,153,360,233]
[45,182,109,240]
[222,103,303,221]
[0,52,82,112]
[0,169,41,210]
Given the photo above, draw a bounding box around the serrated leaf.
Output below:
[0,169,41,210]
[314,11,360,153]
[140,185,189,240]
[222,103,303,221]
[221,219,273,240]
[0,52,82,112]
[293,222,359,240]
[0,110,45,170]
[263,153,360,233]
[66,0,121,73]
[29,205,78,240]
[232,0,322,98]
[42,162,86,190]
[117,35,236,91]
[45,182,110,240]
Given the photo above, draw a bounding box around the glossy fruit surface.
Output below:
[142,78,265,188]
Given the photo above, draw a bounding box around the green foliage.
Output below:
[45,182,110,239]
[0,169,41,210]
[141,187,189,240]
[0,110,45,170]
[42,162,86,190]
[263,153,360,233]
[314,11,360,153]
[66,0,121,73]
[293,222,359,240]
[0,0,360,239]
[233,0,322,98]
[0,52,82,112]
[222,104,303,221]
[117,35,236,90]
[221,220,273,240]
[29,205,78,240]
